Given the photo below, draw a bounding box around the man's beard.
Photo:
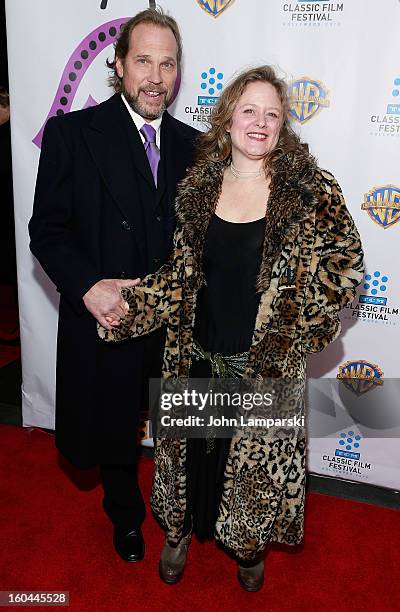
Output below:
[122,85,168,120]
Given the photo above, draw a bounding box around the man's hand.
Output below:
[83,278,141,330]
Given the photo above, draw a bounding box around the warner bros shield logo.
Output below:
[362,185,400,229]
[288,77,330,124]
[196,0,235,18]
[337,360,384,395]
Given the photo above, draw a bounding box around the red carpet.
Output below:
[0,425,399,611]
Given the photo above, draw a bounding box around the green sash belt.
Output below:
[191,340,248,378]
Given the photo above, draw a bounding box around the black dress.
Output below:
[185,214,265,540]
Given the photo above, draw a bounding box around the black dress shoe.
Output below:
[113,527,145,562]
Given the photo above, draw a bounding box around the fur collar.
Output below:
[175,148,318,291]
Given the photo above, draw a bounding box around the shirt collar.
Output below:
[121,93,163,136]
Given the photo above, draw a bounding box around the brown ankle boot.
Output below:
[158,533,192,584]
[237,559,264,592]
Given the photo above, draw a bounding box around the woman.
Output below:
[99,66,364,591]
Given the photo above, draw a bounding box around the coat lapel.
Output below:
[176,151,318,293]
[119,102,156,189]
[175,161,224,289]
[156,114,191,202]
[82,95,151,256]
[256,151,318,292]
[157,112,198,240]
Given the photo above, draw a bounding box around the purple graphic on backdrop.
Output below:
[33,19,128,148]
[33,17,182,149]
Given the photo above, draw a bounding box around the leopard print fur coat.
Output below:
[99,150,364,560]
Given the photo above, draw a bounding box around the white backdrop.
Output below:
[6,0,400,488]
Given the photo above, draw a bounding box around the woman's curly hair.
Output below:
[196,65,307,173]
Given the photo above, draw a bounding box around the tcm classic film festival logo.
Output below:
[320,429,371,478]
[343,267,400,327]
[320,360,384,480]
[369,77,400,138]
[185,67,225,125]
[288,77,330,123]
[282,1,345,27]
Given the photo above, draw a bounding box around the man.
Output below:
[29,8,198,563]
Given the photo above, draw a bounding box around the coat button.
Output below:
[156,215,162,222]
[153,258,160,266]
[121,220,132,230]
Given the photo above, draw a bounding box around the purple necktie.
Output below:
[140,124,160,186]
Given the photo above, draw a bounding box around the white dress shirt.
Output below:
[121,93,162,149]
